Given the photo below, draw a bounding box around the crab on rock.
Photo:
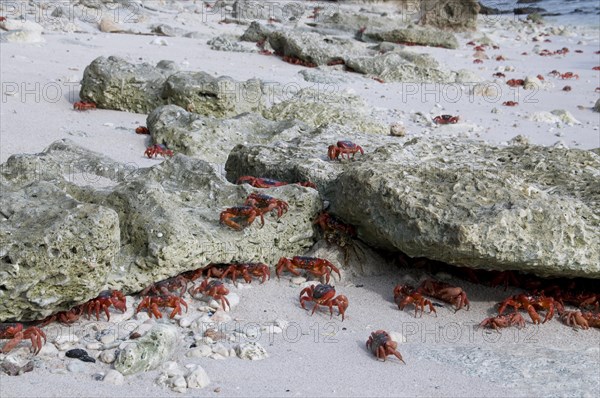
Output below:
[0,323,46,355]
[220,205,264,231]
[366,330,405,363]
[299,284,348,321]
[144,144,173,159]
[327,141,364,160]
[244,193,289,219]
[82,290,127,321]
[276,256,341,283]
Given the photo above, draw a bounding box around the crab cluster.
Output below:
[220,192,289,231]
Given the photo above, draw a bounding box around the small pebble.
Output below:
[65,348,96,363]
[103,369,124,385]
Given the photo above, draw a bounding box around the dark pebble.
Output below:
[66,348,96,363]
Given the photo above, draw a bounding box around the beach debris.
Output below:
[65,348,95,363]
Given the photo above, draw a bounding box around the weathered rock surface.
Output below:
[147,105,309,163]
[364,25,459,49]
[114,324,179,375]
[80,56,267,117]
[345,51,455,83]
[0,178,120,321]
[226,131,600,278]
[263,89,388,134]
[1,140,321,319]
[79,56,175,114]
[267,29,363,66]
[318,11,404,34]
[419,0,480,32]
[594,99,600,113]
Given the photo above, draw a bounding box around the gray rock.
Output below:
[267,29,363,66]
[79,56,174,114]
[114,323,179,375]
[207,34,257,53]
[232,0,304,23]
[419,0,480,32]
[263,88,388,134]
[364,26,459,49]
[240,21,278,42]
[345,51,455,83]
[147,105,310,163]
[226,132,600,278]
[162,72,266,117]
[103,369,124,385]
[235,342,268,360]
[319,11,404,34]
[0,181,119,322]
[186,364,210,389]
[594,99,600,113]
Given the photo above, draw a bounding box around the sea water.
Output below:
[480,0,600,27]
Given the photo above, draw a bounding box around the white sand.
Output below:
[1,1,599,397]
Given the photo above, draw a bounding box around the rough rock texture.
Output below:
[147,105,309,163]
[319,11,404,33]
[114,324,179,375]
[231,0,304,23]
[419,0,480,32]
[79,56,175,113]
[162,72,266,117]
[1,140,321,319]
[267,30,363,66]
[364,25,459,49]
[0,182,120,322]
[263,89,388,134]
[345,51,455,83]
[80,56,267,117]
[594,98,600,113]
[226,131,600,278]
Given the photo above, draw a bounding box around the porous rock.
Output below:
[2,139,321,297]
[147,105,310,163]
[344,51,455,83]
[364,25,459,49]
[114,323,179,375]
[263,88,388,134]
[226,132,600,278]
[235,342,268,360]
[0,177,119,321]
[419,0,480,32]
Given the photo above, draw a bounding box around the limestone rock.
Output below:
[263,88,388,134]
[147,105,308,163]
[186,364,210,389]
[114,324,179,375]
[344,52,455,83]
[419,0,480,32]
[225,132,600,278]
[162,72,266,117]
[235,342,268,360]
[364,26,459,49]
[594,99,600,113]
[0,181,119,322]
[79,56,174,113]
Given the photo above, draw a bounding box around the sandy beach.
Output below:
[1,1,599,397]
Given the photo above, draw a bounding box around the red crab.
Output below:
[299,284,348,321]
[473,59,483,64]
[313,212,357,238]
[492,72,506,78]
[140,276,190,298]
[73,101,96,110]
[548,70,561,77]
[479,313,526,331]
[136,295,188,319]
[276,256,341,283]
[82,290,127,321]
[281,55,317,68]
[418,279,470,312]
[220,205,264,231]
[244,193,289,219]
[506,79,525,87]
[562,86,572,92]
[495,55,506,61]
[135,126,150,135]
[393,284,436,317]
[560,72,579,80]
[144,144,173,159]
[433,114,459,125]
[593,66,600,71]
[191,280,230,310]
[498,294,562,324]
[0,323,46,355]
[536,74,545,81]
[327,141,364,161]
[561,311,600,330]
[366,330,405,363]
[220,263,271,285]
[502,101,518,106]
[38,307,84,326]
